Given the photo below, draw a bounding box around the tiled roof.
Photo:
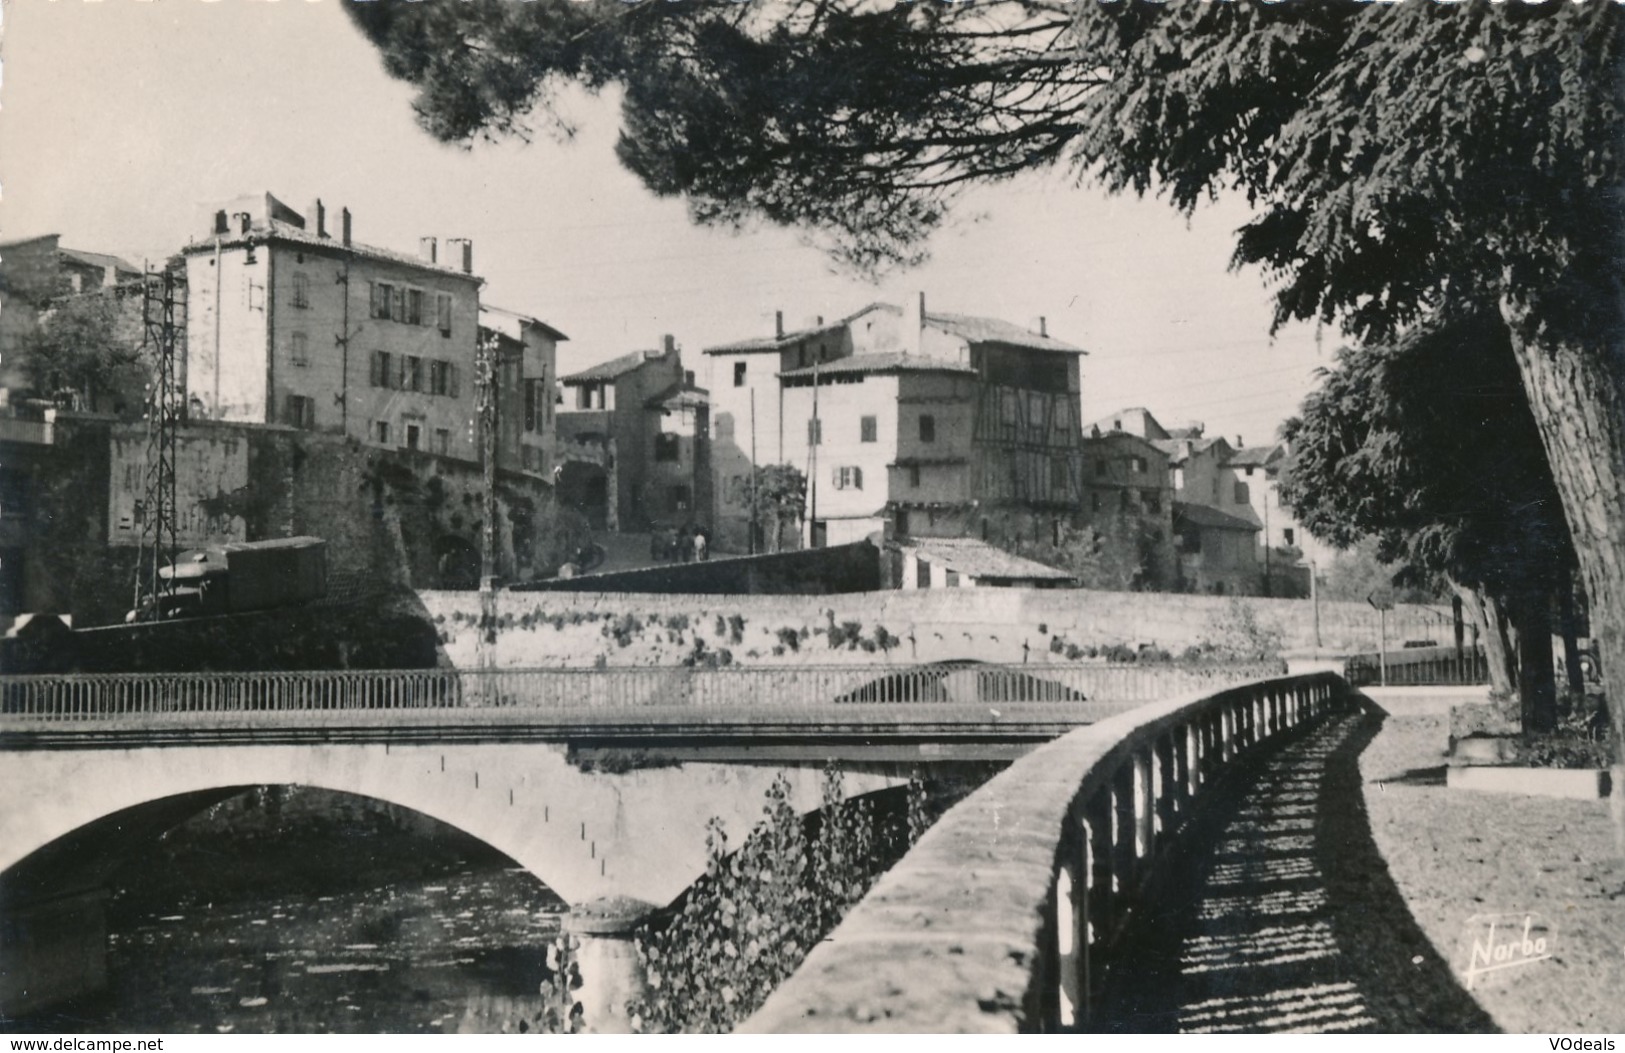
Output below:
[702,303,893,356]
[645,381,710,410]
[1173,501,1259,533]
[779,352,975,380]
[899,537,1075,582]
[183,220,481,283]
[560,349,664,384]
[1150,436,1230,466]
[58,247,141,278]
[925,312,1085,354]
[480,304,568,343]
[1226,444,1285,469]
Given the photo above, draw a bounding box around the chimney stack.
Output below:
[341,207,352,247]
[1039,316,1048,338]
[307,199,327,238]
[662,333,676,356]
[1236,435,1244,448]
[419,237,438,264]
[213,210,229,236]
[902,291,925,356]
[684,369,695,386]
[775,310,784,340]
[445,238,473,274]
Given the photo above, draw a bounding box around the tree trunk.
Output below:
[1462,586,1519,701]
[1511,591,1558,734]
[1502,296,1625,851]
[1558,563,1586,698]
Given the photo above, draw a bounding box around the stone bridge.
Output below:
[0,661,1272,1024]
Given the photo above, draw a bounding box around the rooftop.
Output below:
[897,537,1075,583]
[780,352,976,381]
[184,219,481,283]
[561,348,668,385]
[926,311,1085,355]
[1226,444,1286,469]
[1173,501,1260,533]
[645,380,710,411]
[480,304,569,344]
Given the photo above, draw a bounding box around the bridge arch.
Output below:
[0,742,902,911]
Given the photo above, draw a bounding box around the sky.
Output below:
[1,0,1330,449]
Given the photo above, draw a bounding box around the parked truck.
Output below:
[128,536,327,621]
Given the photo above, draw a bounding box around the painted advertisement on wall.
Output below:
[109,430,250,545]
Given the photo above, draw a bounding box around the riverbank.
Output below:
[1358,689,1625,1033]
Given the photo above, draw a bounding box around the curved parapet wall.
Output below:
[742,672,1351,1033]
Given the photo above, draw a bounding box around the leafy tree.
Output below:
[743,463,806,553]
[1280,312,1573,726]
[351,3,1625,776]
[17,291,146,413]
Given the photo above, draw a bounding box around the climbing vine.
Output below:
[625,766,932,1033]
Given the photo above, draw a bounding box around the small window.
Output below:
[290,331,309,366]
[945,570,960,588]
[524,378,537,431]
[370,350,392,389]
[808,418,822,446]
[376,421,391,444]
[908,464,921,489]
[860,416,877,443]
[1245,466,1255,477]
[834,466,863,490]
[282,394,315,430]
[655,433,680,462]
[1142,489,1160,512]
[406,289,424,326]
[291,272,310,309]
[404,356,423,393]
[671,485,691,511]
[1132,456,1148,474]
[370,282,393,320]
[733,362,747,387]
[1050,457,1067,494]
[430,360,450,397]
[1211,477,1221,500]
[917,559,932,589]
[405,423,421,451]
[1121,490,1134,511]
[436,293,453,337]
[434,429,450,456]
[1234,481,1250,504]
[918,414,936,443]
[390,286,406,323]
[1095,458,1108,478]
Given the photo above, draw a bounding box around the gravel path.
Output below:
[1360,694,1625,1033]
[1098,695,1625,1034]
[1100,707,1497,1032]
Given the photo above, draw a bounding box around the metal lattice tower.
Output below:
[132,266,185,620]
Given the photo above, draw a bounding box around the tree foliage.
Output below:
[17,292,146,412]
[743,463,806,553]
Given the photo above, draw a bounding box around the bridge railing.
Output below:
[0,662,1285,721]
[743,671,1351,1034]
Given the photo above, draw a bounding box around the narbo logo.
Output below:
[1457,912,1554,989]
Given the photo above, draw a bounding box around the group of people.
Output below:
[650,523,709,564]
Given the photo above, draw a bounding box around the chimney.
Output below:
[774,310,784,339]
[816,315,824,326]
[1039,316,1048,338]
[662,333,676,356]
[444,238,473,275]
[901,291,925,356]
[306,198,328,238]
[684,369,695,386]
[1236,435,1244,448]
[419,237,438,264]
[341,207,352,247]
[213,210,229,236]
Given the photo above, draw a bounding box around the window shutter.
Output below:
[449,364,460,398]
[854,466,863,490]
[369,282,381,318]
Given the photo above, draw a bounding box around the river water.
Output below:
[76,864,568,1034]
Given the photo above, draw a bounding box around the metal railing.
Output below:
[0,661,1284,722]
[744,672,1350,1034]
[1344,646,1489,687]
